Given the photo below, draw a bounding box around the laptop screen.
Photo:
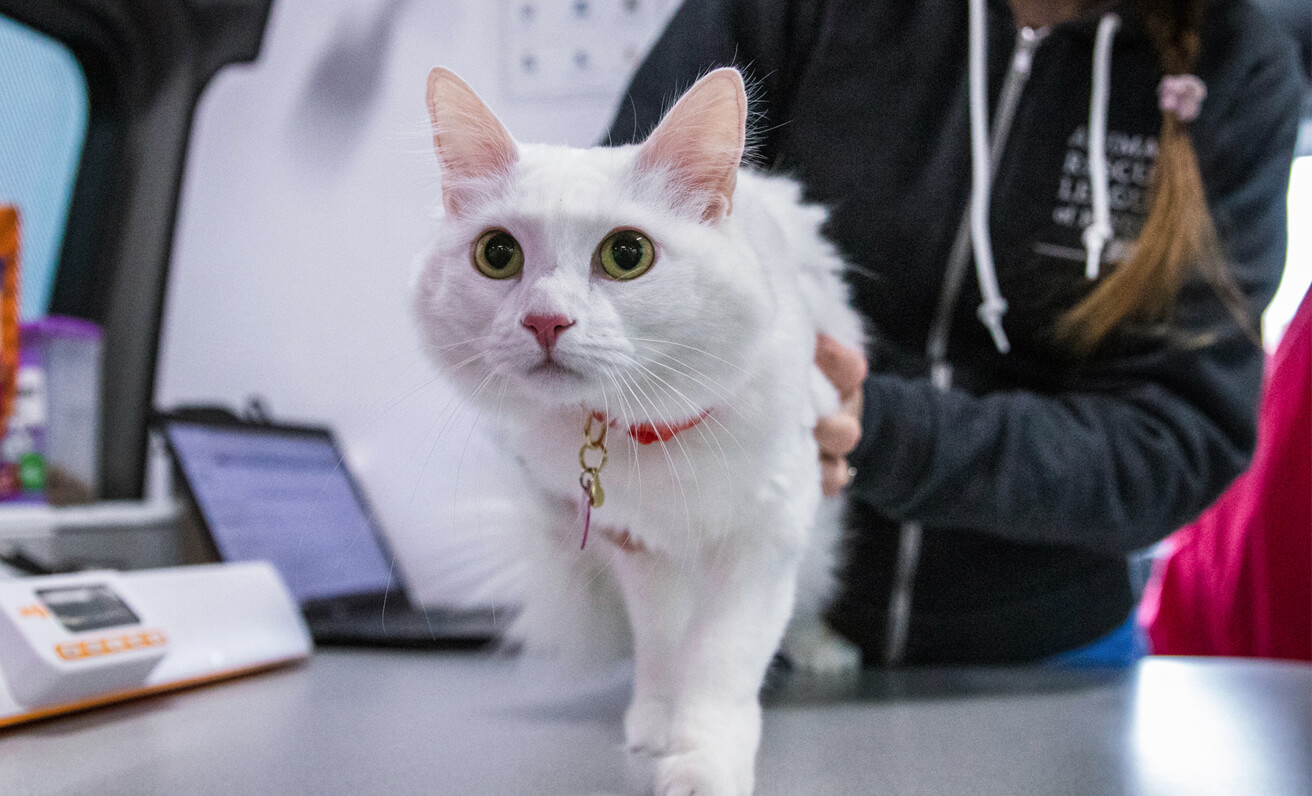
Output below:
[162,420,398,603]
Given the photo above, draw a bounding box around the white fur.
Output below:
[415,77,864,796]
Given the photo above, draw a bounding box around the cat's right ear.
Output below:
[426,67,518,217]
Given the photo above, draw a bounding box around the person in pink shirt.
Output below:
[1141,288,1312,661]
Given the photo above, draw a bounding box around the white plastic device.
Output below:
[0,570,167,706]
[0,561,312,726]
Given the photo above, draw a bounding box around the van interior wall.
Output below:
[156,0,671,606]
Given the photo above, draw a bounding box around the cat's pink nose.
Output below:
[521,313,575,350]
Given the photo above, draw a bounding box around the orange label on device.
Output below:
[54,629,168,661]
[18,603,51,619]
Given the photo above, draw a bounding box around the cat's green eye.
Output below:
[597,229,655,280]
[473,229,524,279]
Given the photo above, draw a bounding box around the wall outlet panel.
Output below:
[502,0,671,99]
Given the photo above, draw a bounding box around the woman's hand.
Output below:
[815,333,867,496]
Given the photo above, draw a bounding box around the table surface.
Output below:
[3,650,1309,796]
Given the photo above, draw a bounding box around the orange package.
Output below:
[0,206,19,442]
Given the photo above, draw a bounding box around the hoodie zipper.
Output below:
[883,25,1048,667]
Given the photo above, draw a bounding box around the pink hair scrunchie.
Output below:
[1158,74,1207,123]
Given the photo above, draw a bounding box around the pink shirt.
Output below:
[1140,288,1311,662]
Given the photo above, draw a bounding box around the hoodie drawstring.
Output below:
[1083,13,1122,279]
[966,4,1124,348]
[966,0,1011,354]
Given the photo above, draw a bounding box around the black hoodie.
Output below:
[606,0,1304,664]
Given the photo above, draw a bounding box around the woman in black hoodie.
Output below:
[606,0,1305,665]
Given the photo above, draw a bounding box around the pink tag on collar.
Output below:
[580,485,592,550]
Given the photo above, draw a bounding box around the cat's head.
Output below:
[414,67,771,422]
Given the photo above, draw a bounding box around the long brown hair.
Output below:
[1055,0,1251,352]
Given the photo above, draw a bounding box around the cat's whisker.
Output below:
[642,376,707,509]
[405,363,502,523]
[618,365,743,593]
[622,355,748,468]
[358,372,444,435]
[492,372,512,425]
[427,333,500,354]
[629,347,760,454]
[399,390,471,532]
[444,346,499,372]
[618,354,709,417]
[325,346,494,482]
[601,365,645,507]
[642,350,744,409]
[403,363,488,453]
[640,358,748,424]
[617,368,699,561]
[631,357,748,441]
[611,371,691,582]
[621,357,738,482]
[678,409,737,484]
[451,368,508,505]
[627,336,753,377]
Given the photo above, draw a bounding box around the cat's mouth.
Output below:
[512,356,605,405]
[525,359,584,381]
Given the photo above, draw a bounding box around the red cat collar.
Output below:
[590,410,712,445]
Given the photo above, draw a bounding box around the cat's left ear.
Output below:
[635,68,746,223]
[426,67,519,217]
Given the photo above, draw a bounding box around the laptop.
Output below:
[155,412,506,649]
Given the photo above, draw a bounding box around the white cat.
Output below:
[414,66,865,796]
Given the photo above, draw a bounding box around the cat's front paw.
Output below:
[654,746,754,796]
[780,620,862,675]
[625,697,673,757]
[647,699,759,796]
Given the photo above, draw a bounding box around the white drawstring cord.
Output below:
[967,0,1010,353]
[1083,13,1121,280]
